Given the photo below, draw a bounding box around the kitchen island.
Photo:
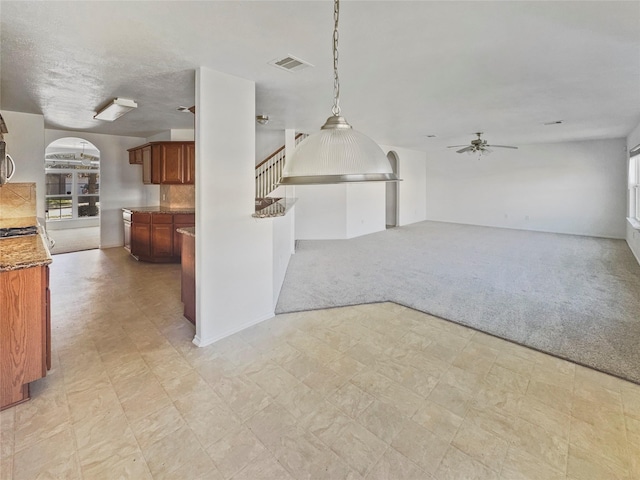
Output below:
[123,206,195,263]
[0,218,52,410]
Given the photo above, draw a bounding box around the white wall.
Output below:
[146,129,195,142]
[294,143,426,240]
[626,122,640,263]
[424,138,627,238]
[380,145,427,227]
[45,129,149,248]
[295,183,387,240]
[1,111,46,217]
[346,183,385,238]
[272,208,295,305]
[195,67,275,346]
[294,185,347,239]
[256,128,284,165]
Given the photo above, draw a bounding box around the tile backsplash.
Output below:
[160,185,195,209]
[0,182,36,219]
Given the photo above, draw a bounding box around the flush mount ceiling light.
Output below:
[279,0,399,185]
[94,98,137,121]
[256,114,270,125]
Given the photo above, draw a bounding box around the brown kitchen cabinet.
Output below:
[123,209,194,263]
[1,264,51,410]
[130,213,152,258]
[173,214,195,258]
[179,230,196,325]
[129,147,143,165]
[127,141,194,185]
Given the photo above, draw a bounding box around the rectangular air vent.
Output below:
[269,55,313,72]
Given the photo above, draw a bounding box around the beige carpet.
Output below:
[277,221,640,384]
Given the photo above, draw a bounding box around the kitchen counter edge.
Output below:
[123,206,195,214]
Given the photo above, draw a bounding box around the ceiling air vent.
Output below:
[269,55,313,72]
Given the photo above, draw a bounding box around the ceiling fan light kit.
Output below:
[279,0,399,185]
[94,98,138,121]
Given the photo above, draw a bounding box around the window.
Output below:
[629,145,640,222]
[44,140,100,222]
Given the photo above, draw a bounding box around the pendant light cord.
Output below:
[332,0,341,116]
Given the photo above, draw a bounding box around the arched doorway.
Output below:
[386,151,399,228]
[44,137,100,253]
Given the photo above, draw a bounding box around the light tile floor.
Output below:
[47,226,100,254]
[1,248,639,479]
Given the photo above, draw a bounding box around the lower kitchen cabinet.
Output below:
[123,209,194,263]
[1,264,50,410]
[179,231,195,325]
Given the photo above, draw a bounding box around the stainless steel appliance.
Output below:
[0,141,16,185]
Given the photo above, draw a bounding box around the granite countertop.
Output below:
[123,206,195,214]
[0,232,52,272]
[176,226,195,237]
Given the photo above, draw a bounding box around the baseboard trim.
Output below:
[192,311,275,347]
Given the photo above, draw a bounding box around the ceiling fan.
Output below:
[447,132,518,155]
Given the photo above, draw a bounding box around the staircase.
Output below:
[255,133,307,198]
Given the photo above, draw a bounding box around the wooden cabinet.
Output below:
[1,264,50,410]
[160,143,185,184]
[123,210,132,252]
[151,214,174,258]
[129,148,143,165]
[173,214,195,258]
[128,142,194,185]
[142,146,152,184]
[185,143,195,184]
[131,213,152,258]
[180,232,196,325]
[124,210,194,263]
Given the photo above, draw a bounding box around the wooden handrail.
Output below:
[255,133,305,170]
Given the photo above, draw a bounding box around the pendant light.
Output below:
[279,0,399,185]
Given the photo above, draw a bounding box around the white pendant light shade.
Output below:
[278,0,399,186]
[280,116,397,185]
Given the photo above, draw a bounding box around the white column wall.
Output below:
[1,111,46,218]
[272,209,295,305]
[424,138,627,238]
[627,122,640,263]
[346,183,385,238]
[45,129,149,248]
[380,145,428,227]
[194,67,274,346]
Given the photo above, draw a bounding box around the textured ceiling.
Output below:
[1,1,639,151]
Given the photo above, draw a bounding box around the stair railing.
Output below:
[255,133,307,198]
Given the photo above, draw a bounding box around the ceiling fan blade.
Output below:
[456,146,473,154]
[447,145,468,148]
[487,145,518,149]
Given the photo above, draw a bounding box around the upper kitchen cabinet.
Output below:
[127,141,194,185]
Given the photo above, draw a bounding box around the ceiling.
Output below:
[1,1,639,152]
